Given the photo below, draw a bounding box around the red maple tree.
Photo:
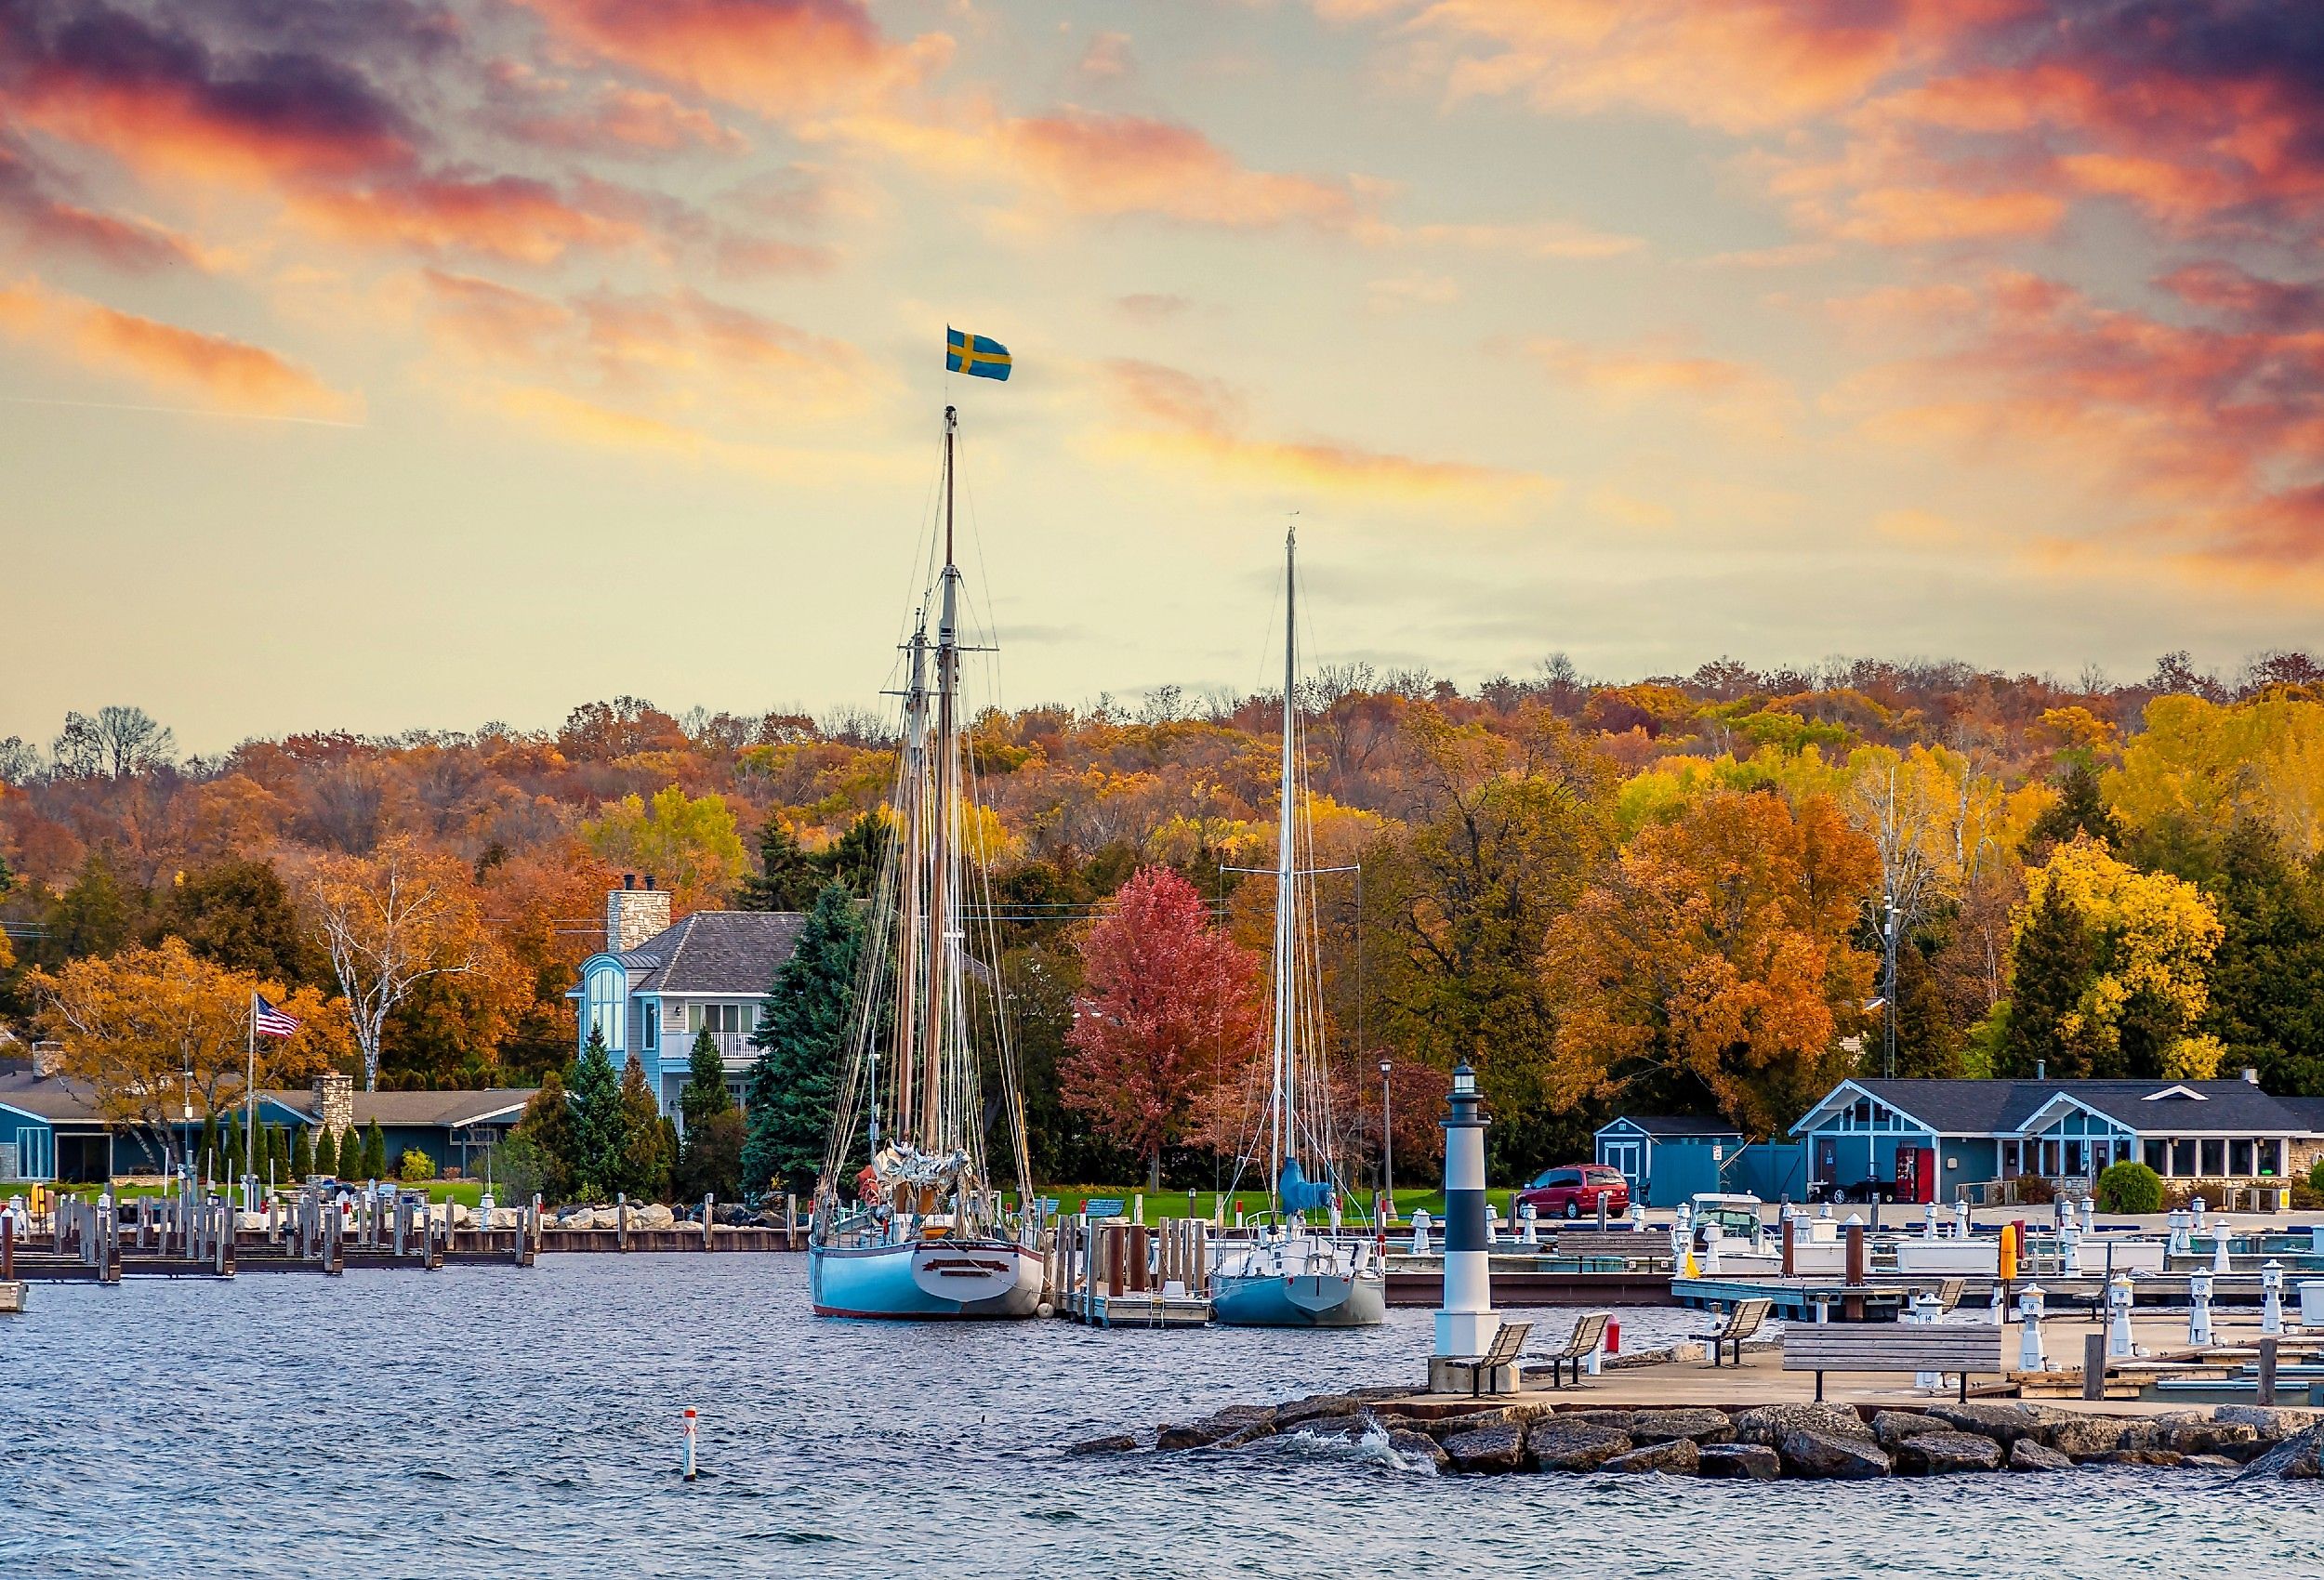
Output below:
[1063,865,1262,1189]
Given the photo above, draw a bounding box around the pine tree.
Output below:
[741,883,864,1200]
[221,1113,244,1181]
[294,1126,316,1178]
[615,1055,673,1201]
[734,816,822,912]
[507,1068,577,1204]
[1999,876,2101,1078]
[674,1029,742,1201]
[2026,760,2122,855]
[198,1111,220,1182]
[567,1026,625,1201]
[361,1120,388,1180]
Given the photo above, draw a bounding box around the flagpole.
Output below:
[245,990,257,1214]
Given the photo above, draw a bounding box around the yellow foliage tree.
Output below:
[2109,695,2324,860]
[305,836,499,1091]
[580,784,749,911]
[2000,836,2224,1079]
[30,936,346,1163]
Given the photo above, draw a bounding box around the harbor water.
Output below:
[5,1257,2320,1577]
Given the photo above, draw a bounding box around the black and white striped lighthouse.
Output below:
[1433,1060,1496,1359]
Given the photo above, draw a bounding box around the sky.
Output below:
[5,0,2323,754]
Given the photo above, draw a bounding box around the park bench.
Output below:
[1550,1231,1668,1267]
[1781,1323,2004,1402]
[1703,1297,1772,1366]
[1440,1320,1534,1398]
[1082,1198,1126,1221]
[1525,1310,1610,1389]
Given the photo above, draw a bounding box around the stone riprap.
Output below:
[1126,1395,2324,1481]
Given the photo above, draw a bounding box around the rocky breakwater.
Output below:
[1075,1397,2324,1482]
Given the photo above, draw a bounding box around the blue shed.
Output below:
[1595,1115,1748,1208]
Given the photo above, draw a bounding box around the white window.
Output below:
[585,967,625,1054]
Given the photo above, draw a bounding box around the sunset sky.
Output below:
[5,0,2322,752]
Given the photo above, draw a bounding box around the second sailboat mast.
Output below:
[921,405,961,1149]
[1273,525,1299,1190]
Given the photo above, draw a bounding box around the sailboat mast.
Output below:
[922,405,959,1149]
[893,618,929,1150]
[1273,525,1299,1192]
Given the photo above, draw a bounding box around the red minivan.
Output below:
[1517,1164,1631,1219]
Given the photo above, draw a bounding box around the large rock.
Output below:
[1525,1418,1633,1472]
[1388,1429,1450,1471]
[2239,1424,2324,1481]
[1778,1428,1892,1480]
[1067,1433,1139,1455]
[1734,1403,1871,1447]
[1554,1409,1638,1434]
[2094,1448,2185,1468]
[2150,1412,2258,1456]
[1924,1402,2067,1447]
[1158,1404,1275,1450]
[2008,1440,2073,1473]
[1275,1395,1362,1431]
[1442,1424,1529,1474]
[634,1203,676,1230]
[2215,1406,2322,1442]
[1871,1411,1947,1449]
[1893,1431,2003,1475]
[1628,1407,1735,1446]
[1419,1404,1542,1439]
[2042,1415,2129,1459]
[1697,1442,1782,1480]
[1604,1437,1699,1475]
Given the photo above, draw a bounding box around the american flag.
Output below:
[254,995,301,1038]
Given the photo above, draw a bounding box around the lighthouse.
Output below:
[1433,1061,1498,1370]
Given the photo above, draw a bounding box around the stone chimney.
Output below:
[606,873,672,953]
[313,1069,354,1137]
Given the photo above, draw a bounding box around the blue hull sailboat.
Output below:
[807,405,1044,1322]
[1210,526,1385,1329]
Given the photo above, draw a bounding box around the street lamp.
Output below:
[1380,1060,1394,1219]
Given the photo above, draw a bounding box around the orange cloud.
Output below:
[1529,336,1794,435]
[0,276,352,417]
[504,87,749,156]
[514,0,945,118]
[294,177,643,264]
[1829,185,2066,244]
[1101,357,1552,506]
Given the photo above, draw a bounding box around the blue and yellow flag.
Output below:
[946,327,1011,381]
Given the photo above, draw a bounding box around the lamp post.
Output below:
[1881,893,1900,1080]
[1380,1060,1394,1217]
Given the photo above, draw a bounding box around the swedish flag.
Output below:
[946,327,1011,381]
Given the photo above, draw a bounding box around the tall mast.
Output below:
[921,405,959,1148]
[891,616,929,1151]
[1273,523,1298,1192]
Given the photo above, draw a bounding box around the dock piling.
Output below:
[2258,1336,2279,1405]
[2080,1332,2106,1400]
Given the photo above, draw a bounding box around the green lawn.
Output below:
[1021,1185,1531,1221]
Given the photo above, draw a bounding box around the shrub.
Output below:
[2095,1160,2163,1214]
[397,1149,435,1184]
[2014,1174,2055,1206]
[2309,1156,2324,1197]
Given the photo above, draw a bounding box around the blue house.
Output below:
[1790,1075,2317,1203]
[570,876,808,1124]
[1594,1115,1747,1208]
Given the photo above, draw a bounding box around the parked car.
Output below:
[1517,1164,1631,1219]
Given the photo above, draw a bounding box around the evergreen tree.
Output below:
[339,1128,361,1177]
[2026,759,2122,855]
[506,1069,577,1204]
[566,1026,626,1201]
[741,883,864,1199]
[734,816,822,912]
[615,1055,673,1201]
[361,1120,388,1181]
[198,1111,220,1181]
[2202,820,2324,1095]
[817,814,885,898]
[675,1028,744,1201]
[221,1113,244,1180]
[152,859,315,983]
[1996,879,2099,1077]
[294,1126,316,1178]
[38,849,142,966]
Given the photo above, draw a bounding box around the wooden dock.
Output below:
[1386,1268,1674,1308]
[1050,1215,1214,1326]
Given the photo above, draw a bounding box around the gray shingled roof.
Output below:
[1829,1078,2316,1137]
[1604,1114,1745,1139]
[261,1088,535,1128]
[626,910,807,994]
[0,1071,104,1124]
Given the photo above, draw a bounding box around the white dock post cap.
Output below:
[1843,1212,1864,1227]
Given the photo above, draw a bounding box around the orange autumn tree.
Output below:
[1542,788,1880,1137]
[1063,865,1262,1189]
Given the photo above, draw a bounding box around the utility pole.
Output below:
[1882,893,1900,1080]
[1380,1060,1394,1211]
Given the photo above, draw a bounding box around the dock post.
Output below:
[393,1193,407,1259]
[1843,1216,1866,1321]
[1781,1214,1796,1276]
[2080,1333,2105,1400]
[2,1212,11,1283]
[703,1194,714,1252]
[786,1193,799,1252]
[2258,1336,2279,1406]
[1432,1061,1498,1387]
[617,1193,629,1251]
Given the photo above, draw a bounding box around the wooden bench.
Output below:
[1550,1231,1669,1266]
[1081,1198,1126,1221]
[1440,1320,1533,1398]
[1781,1323,2004,1402]
[1704,1297,1772,1366]
[1526,1310,1609,1388]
